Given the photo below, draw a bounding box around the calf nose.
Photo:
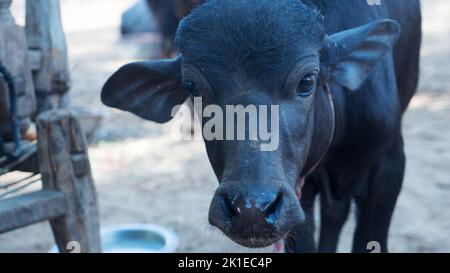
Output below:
[209,184,304,247]
[223,191,282,228]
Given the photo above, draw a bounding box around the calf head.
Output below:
[102,0,400,248]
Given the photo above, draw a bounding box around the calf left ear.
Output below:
[323,19,401,91]
[101,57,188,123]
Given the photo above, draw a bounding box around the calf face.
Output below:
[102,0,400,248]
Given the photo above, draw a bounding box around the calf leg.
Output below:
[318,195,351,253]
[352,138,405,253]
[316,168,351,253]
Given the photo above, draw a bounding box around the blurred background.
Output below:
[0,0,449,252]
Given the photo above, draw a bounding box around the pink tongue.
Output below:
[271,178,305,253]
[296,177,305,199]
[273,240,285,253]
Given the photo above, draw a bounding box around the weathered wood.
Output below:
[72,108,103,143]
[0,74,9,118]
[26,0,70,112]
[37,109,101,253]
[0,1,100,253]
[0,0,37,137]
[27,49,43,71]
[71,154,90,178]
[0,190,66,234]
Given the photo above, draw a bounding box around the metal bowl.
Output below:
[49,223,179,253]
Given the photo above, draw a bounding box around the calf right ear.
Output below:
[322,19,401,91]
[101,57,188,123]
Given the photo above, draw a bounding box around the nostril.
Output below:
[222,194,239,217]
[264,192,283,217]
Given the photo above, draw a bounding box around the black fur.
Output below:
[102,0,422,252]
[177,0,324,85]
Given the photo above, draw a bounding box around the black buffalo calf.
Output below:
[102,0,421,253]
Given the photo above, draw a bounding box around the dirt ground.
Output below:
[1,0,449,253]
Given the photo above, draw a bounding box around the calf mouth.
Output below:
[228,232,288,248]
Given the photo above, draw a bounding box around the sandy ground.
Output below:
[0,0,449,253]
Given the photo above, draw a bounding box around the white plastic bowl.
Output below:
[49,223,179,253]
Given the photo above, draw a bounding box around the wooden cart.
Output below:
[0,0,100,253]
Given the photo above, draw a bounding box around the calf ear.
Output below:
[323,19,401,91]
[101,57,188,123]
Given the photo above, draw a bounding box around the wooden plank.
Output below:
[37,109,101,253]
[0,190,66,234]
[27,49,43,71]
[25,0,70,111]
[71,154,90,178]
[0,0,37,124]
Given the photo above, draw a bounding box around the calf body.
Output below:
[147,0,203,57]
[288,0,421,253]
[102,0,421,252]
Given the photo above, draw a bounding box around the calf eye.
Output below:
[297,72,318,96]
[183,80,200,97]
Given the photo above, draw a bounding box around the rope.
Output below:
[0,173,41,200]
[0,173,37,190]
[0,64,40,199]
[0,142,36,176]
[0,61,22,160]
[304,82,336,177]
